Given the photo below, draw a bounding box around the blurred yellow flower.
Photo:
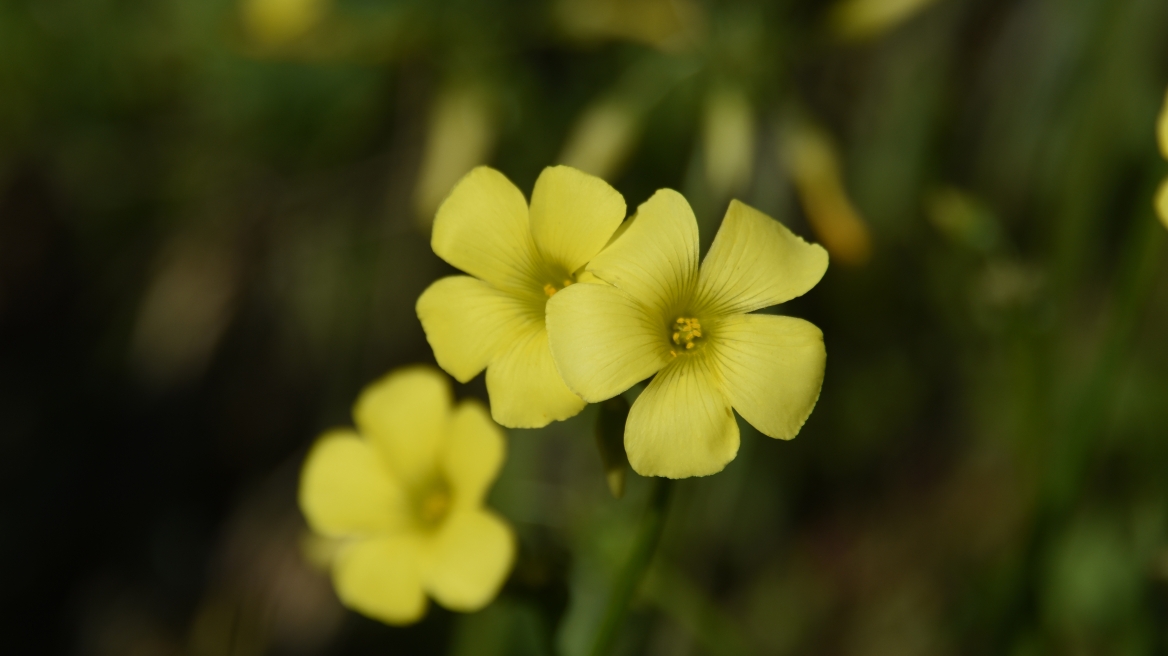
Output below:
[240,0,330,47]
[1158,89,1168,160]
[1157,88,1168,229]
[559,100,640,181]
[299,366,514,625]
[1157,181,1168,230]
[416,166,627,428]
[555,0,704,52]
[703,86,755,199]
[783,124,872,265]
[829,0,939,41]
[546,191,828,478]
[414,87,497,228]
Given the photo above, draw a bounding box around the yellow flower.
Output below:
[1159,88,1168,161]
[240,0,330,47]
[829,0,938,41]
[546,191,828,478]
[298,366,515,625]
[413,87,497,228]
[1157,88,1168,230]
[559,99,640,181]
[416,166,627,428]
[702,85,755,198]
[1157,180,1168,230]
[782,123,872,265]
[554,0,704,53]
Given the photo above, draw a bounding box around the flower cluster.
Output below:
[419,165,829,479]
[301,165,828,627]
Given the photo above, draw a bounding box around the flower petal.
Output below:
[546,282,670,402]
[1158,88,1168,160]
[353,366,451,485]
[715,314,825,440]
[443,399,506,509]
[486,326,586,428]
[529,165,627,272]
[333,535,427,625]
[417,276,538,383]
[431,166,541,293]
[421,510,515,612]
[696,200,829,316]
[299,430,409,537]
[586,188,699,316]
[624,356,739,478]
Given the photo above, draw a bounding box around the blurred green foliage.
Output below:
[3,0,1168,655]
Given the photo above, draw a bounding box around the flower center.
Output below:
[542,277,575,298]
[414,480,452,528]
[670,316,703,356]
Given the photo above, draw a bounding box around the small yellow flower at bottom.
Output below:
[546,191,829,479]
[298,365,514,625]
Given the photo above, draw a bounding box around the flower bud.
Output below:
[559,100,640,181]
[413,87,497,228]
[782,124,872,265]
[702,86,755,199]
[829,0,938,41]
[241,0,330,47]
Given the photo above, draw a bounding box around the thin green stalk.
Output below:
[1002,197,1165,649]
[588,478,674,656]
[1045,206,1165,512]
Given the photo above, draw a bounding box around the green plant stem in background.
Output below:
[588,477,674,656]
[1005,187,1166,649]
[1046,202,1166,512]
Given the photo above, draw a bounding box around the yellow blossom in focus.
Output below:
[416,166,627,428]
[829,0,939,41]
[1157,88,1168,230]
[298,366,514,625]
[546,192,829,478]
[241,0,330,47]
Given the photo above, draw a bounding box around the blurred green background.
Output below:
[3,0,1168,654]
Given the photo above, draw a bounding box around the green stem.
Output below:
[1003,196,1165,648]
[1045,204,1165,511]
[588,478,674,656]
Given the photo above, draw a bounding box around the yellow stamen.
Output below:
[542,278,575,298]
[670,317,704,352]
[418,487,451,527]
